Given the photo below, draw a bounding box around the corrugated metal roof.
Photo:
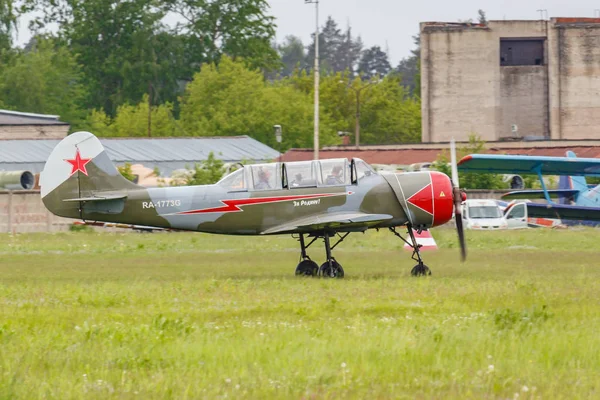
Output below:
[0,109,68,126]
[0,136,280,175]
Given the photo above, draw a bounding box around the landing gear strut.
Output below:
[318,232,345,278]
[295,234,319,276]
[390,225,432,277]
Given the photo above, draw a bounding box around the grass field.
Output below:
[1,227,600,399]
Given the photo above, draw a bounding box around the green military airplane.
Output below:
[40,132,467,277]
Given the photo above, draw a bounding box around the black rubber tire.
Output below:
[295,259,319,276]
[411,263,432,277]
[319,260,345,278]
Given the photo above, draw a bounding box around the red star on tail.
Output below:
[64,148,92,176]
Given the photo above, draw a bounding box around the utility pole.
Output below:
[305,0,319,160]
[354,90,360,147]
[341,79,376,148]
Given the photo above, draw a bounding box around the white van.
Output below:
[461,199,508,230]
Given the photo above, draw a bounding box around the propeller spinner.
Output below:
[450,138,467,261]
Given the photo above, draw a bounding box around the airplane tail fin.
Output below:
[558,151,587,204]
[40,131,140,219]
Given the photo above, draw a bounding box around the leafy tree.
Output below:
[0,0,17,50]
[66,1,173,115]
[172,152,225,186]
[317,73,421,145]
[23,0,186,116]
[261,80,339,149]
[80,109,114,137]
[393,34,420,96]
[277,35,305,77]
[81,95,178,137]
[111,96,177,137]
[117,162,137,182]
[164,0,279,72]
[357,45,391,79]
[478,9,487,24]
[318,71,356,132]
[180,56,265,136]
[119,31,189,115]
[180,56,339,149]
[413,58,422,98]
[287,68,314,95]
[333,27,363,75]
[432,135,505,189]
[305,16,341,75]
[356,75,421,144]
[306,16,362,75]
[0,38,87,127]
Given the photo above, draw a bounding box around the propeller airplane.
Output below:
[40,132,467,277]
[458,150,600,223]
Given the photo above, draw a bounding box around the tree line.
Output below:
[0,1,426,149]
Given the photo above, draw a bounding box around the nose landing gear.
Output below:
[390,225,432,277]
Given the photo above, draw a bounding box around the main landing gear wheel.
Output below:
[294,232,350,278]
[319,260,344,278]
[411,263,431,277]
[295,259,319,276]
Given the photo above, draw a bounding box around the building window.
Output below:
[500,39,544,66]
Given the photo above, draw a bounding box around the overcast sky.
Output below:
[14,1,600,66]
[268,0,600,65]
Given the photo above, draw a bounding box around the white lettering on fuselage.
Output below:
[142,200,181,209]
[293,199,321,207]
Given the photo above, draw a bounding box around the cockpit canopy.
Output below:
[217,158,376,192]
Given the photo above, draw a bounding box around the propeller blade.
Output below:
[455,210,467,261]
[450,138,466,261]
[450,138,459,188]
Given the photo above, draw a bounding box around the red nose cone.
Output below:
[430,171,454,227]
[461,191,467,202]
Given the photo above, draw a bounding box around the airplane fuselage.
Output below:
[86,173,408,234]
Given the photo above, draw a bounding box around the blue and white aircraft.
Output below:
[457,151,600,222]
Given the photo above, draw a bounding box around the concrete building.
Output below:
[0,110,70,139]
[421,18,600,143]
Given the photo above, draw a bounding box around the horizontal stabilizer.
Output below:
[63,194,127,202]
[526,203,600,221]
[502,189,579,200]
[262,212,393,235]
[458,154,600,176]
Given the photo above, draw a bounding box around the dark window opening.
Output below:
[500,39,544,66]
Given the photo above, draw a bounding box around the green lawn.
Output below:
[1,228,599,399]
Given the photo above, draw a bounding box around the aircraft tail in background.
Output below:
[558,151,587,205]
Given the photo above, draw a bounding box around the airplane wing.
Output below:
[457,154,600,176]
[502,189,580,200]
[526,203,600,221]
[261,212,393,235]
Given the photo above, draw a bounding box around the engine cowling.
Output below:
[382,171,454,229]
